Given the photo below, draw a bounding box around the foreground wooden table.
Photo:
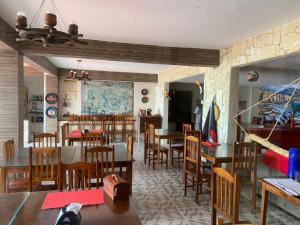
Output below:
[0,145,133,193]
[259,180,300,225]
[1,191,142,225]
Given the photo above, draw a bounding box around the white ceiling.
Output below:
[48,57,171,74]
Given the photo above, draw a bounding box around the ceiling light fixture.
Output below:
[15,0,86,47]
[66,59,90,81]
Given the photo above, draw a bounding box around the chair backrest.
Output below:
[29,147,61,191]
[60,161,98,191]
[182,123,192,133]
[2,139,15,160]
[231,142,257,175]
[81,132,103,148]
[185,130,201,138]
[148,124,156,147]
[212,167,240,224]
[33,132,57,148]
[127,134,133,157]
[184,135,201,165]
[85,146,115,183]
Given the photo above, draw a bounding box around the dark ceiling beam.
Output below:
[20,39,219,67]
[0,16,58,75]
[58,68,158,83]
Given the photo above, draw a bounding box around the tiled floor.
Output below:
[131,142,300,225]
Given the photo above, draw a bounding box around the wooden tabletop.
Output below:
[3,191,142,225]
[0,144,133,169]
[201,144,233,164]
[154,129,184,139]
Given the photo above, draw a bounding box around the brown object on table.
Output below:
[259,180,300,225]
[211,167,251,225]
[139,115,162,133]
[33,132,57,148]
[8,191,142,225]
[60,161,98,191]
[183,134,210,204]
[104,174,130,200]
[147,124,169,170]
[170,123,192,167]
[29,147,61,192]
[231,142,257,214]
[2,139,15,160]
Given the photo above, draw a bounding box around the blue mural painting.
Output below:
[259,85,300,125]
[81,81,134,115]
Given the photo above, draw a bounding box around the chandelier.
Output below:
[66,60,90,81]
[15,0,86,47]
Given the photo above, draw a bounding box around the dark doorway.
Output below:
[169,90,193,131]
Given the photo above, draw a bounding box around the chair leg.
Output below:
[251,183,256,214]
[184,173,187,196]
[171,150,174,166]
[192,177,195,191]
[166,152,169,169]
[177,152,180,168]
[195,176,200,204]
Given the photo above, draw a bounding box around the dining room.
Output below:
[0,1,300,225]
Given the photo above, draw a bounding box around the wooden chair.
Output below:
[212,167,254,225]
[147,123,168,169]
[85,145,115,185]
[183,133,210,204]
[170,123,192,167]
[59,161,99,191]
[29,147,61,192]
[113,115,125,142]
[231,142,258,214]
[33,132,57,148]
[81,132,104,149]
[2,139,15,160]
[127,134,133,157]
[2,140,29,193]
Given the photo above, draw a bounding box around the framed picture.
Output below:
[141,89,148,95]
[45,93,58,104]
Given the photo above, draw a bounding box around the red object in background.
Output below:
[263,149,288,175]
[67,129,103,138]
[41,189,104,209]
[290,117,295,128]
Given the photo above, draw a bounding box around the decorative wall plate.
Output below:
[45,93,58,104]
[141,89,148,95]
[142,96,149,103]
[46,107,58,118]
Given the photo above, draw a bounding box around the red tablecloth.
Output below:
[263,149,288,175]
[67,130,103,138]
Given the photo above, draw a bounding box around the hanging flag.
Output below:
[202,100,218,143]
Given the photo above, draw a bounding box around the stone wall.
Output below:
[158,18,300,143]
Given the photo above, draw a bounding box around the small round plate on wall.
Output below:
[142,96,149,103]
[141,89,148,95]
[45,93,58,104]
[46,107,58,118]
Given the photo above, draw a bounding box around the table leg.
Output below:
[0,167,7,193]
[157,137,160,170]
[259,183,268,225]
[210,162,216,225]
[128,162,133,195]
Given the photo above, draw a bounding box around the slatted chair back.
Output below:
[81,132,103,148]
[148,124,156,147]
[212,167,240,224]
[29,147,61,192]
[85,145,115,183]
[182,123,192,133]
[231,142,257,174]
[127,134,134,157]
[33,132,57,148]
[2,139,15,160]
[185,130,201,138]
[60,161,98,191]
[184,135,201,165]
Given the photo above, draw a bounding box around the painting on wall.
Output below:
[81,80,134,115]
[258,85,300,125]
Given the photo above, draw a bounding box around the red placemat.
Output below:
[202,141,220,147]
[41,189,104,210]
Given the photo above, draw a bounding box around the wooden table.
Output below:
[201,144,233,165]
[0,145,133,194]
[259,180,300,225]
[1,191,142,225]
[154,129,184,170]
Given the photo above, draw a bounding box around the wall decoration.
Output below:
[141,89,148,95]
[46,107,58,118]
[81,80,133,115]
[142,96,149,103]
[45,93,58,104]
[258,86,300,125]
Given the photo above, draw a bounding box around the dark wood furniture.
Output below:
[127,134,133,157]
[139,115,162,133]
[0,145,133,194]
[259,180,300,225]
[29,147,61,192]
[170,123,192,167]
[183,134,210,204]
[231,142,258,213]
[33,132,57,148]
[3,191,142,225]
[81,132,104,149]
[2,139,15,160]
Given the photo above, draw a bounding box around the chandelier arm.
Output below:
[30,0,47,28]
[52,0,68,32]
[266,80,300,140]
[233,77,300,119]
